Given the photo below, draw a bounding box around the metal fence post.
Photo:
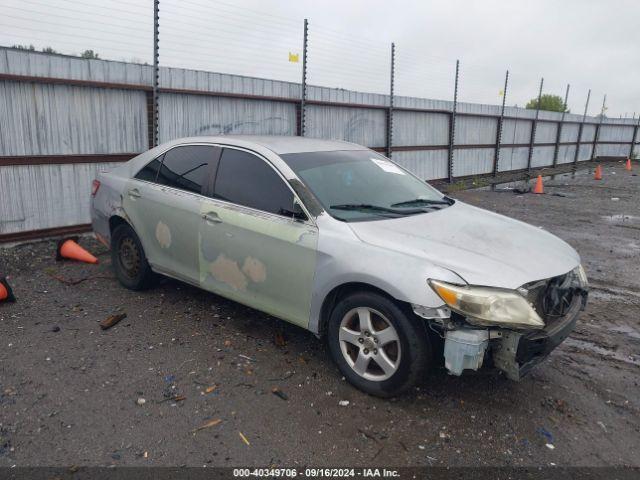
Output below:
[152,0,160,147]
[630,114,640,159]
[447,59,459,183]
[573,89,591,170]
[527,77,544,176]
[552,83,570,168]
[300,18,308,137]
[386,43,395,158]
[493,70,509,179]
[592,94,606,160]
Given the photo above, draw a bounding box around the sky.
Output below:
[1,0,638,117]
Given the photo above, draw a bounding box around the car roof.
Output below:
[171,135,367,155]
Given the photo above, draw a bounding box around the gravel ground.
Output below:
[0,162,638,468]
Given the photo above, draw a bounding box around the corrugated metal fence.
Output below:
[1,47,638,241]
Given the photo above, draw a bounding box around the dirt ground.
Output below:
[0,162,638,468]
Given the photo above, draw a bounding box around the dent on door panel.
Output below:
[198,200,318,328]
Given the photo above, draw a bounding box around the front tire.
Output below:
[327,291,431,397]
[111,223,154,290]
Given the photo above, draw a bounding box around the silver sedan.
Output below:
[90,136,588,397]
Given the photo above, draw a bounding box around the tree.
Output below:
[526,94,569,113]
[11,44,35,51]
[42,47,58,54]
[80,49,99,59]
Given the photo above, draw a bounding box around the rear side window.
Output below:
[156,145,215,195]
[213,148,294,215]
[135,157,162,182]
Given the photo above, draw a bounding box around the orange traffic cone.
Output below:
[532,175,544,194]
[625,158,632,171]
[0,277,16,303]
[594,165,602,180]
[56,237,99,264]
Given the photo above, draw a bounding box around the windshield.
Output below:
[281,150,452,222]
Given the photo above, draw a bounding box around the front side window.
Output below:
[281,150,452,222]
[213,148,295,216]
[155,145,215,195]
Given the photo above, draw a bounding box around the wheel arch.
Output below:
[317,282,412,338]
[109,214,131,234]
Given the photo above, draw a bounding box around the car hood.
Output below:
[347,201,580,290]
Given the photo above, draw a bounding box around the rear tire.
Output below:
[327,291,431,397]
[111,223,154,290]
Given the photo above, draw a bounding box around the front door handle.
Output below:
[202,211,222,224]
[128,188,141,199]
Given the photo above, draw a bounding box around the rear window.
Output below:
[155,145,215,195]
[135,157,162,182]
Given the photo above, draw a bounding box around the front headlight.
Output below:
[428,279,545,330]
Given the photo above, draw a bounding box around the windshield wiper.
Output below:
[330,203,425,215]
[390,197,454,208]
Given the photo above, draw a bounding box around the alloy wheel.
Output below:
[338,307,401,381]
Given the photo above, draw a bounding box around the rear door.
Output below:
[124,144,220,283]
[198,147,318,328]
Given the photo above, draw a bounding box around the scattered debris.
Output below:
[597,421,608,433]
[513,185,531,195]
[205,385,217,394]
[99,313,127,330]
[338,400,350,407]
[611,197,620,201]
[357,428,378,443]
[158,395,186,404]
[47,272,113,285]
[0,428,11,456]
[51,326,61,333]
[274,331,286,347]
[239,431,250,446]
[268,371,294,382]
[239,354,256,362]
[545,443,555,450]
[272,387,288,401]
[136,397,146,406]
[536,427,553,444]
[192,418,222,433]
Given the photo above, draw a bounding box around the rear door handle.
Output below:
[128,188,141,199]
[202,211,222,224]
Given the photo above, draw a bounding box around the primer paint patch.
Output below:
[210,254,248,291]
[156,221,172,249]
[242,256,267,283]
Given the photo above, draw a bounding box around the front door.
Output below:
[198,147,318,328]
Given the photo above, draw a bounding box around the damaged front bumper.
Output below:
[440,291,586,380]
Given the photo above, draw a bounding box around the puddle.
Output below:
[564,338,640,366]
[588,284,640,303]
[601,214,640,226]
[610,324,640,340]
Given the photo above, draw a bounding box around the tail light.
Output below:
[91,179,101,196]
